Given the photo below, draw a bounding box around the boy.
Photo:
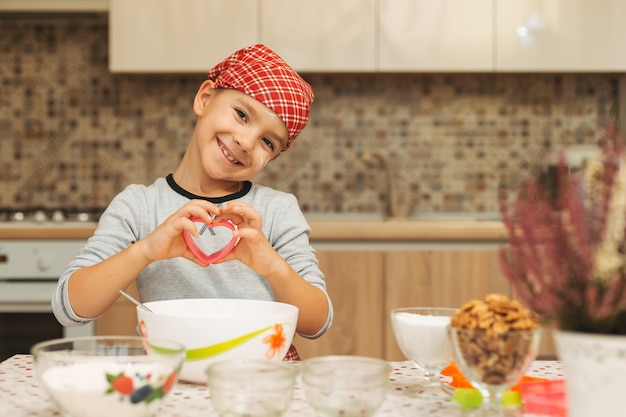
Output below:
[52,44,333,358]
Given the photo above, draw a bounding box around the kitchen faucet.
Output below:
[360,150,413,219]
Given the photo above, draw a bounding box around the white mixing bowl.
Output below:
[136,298,299,384]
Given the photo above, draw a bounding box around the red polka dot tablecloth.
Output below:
[0,355,564,417]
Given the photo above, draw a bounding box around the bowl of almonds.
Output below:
[447,293,542,410]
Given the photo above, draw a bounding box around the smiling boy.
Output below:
[52,45,333,357]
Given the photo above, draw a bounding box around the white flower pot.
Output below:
[553,330,626,417]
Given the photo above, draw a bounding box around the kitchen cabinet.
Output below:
[496,0,626,71]
[381,0,626,72]
[294,250,385,359]
[108,0,257,73]
[383,248,511,361]
[378,0,494,72]
[260,0,376,72]
[0,0,107,11]
[106,0,626,73]
[95,282,140,336]
[293,244,563,361]
[109,0,376,73]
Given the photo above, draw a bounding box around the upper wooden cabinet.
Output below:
[109,0,257,73]
[496,0,626,72]
[378,0,494,72]
[109,0,376,73]
[106,0,626,73]
[260,0,376,72]
[0,0,107,11]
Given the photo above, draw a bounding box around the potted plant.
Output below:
[498,124,626,417]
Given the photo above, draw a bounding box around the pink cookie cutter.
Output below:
[183,217,239,265]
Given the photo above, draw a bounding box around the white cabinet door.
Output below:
[109,0,257,73]
[496,0,626,71]
[260,0,376,72]
[378,0,494,72]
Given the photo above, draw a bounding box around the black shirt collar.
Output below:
[166,174,251,204]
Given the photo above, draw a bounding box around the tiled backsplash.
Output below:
[0,15,619,216]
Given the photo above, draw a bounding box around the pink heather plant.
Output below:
[499,126,626,335]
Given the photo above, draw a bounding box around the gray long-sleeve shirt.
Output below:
[52,175,333,338]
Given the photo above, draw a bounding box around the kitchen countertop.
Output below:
[0,218,507,242]
[0,222,99,240]
[0,354,563,417]
[308,219,506,242]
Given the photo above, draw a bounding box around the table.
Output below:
[0,355,564,416]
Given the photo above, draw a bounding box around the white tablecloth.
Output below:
[0,354,564,416]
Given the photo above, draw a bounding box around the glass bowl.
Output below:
[390,307,458,389]
[205,359,298,417]
[300,355,391,417]
[447,326,541,414]
[31,336,186,417]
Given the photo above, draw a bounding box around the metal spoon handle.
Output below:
[118,289,153,313]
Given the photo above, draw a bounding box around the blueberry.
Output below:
[130,385,153,404]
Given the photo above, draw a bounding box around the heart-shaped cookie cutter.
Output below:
[183,217,239,265]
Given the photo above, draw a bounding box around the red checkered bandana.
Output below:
[207,44,314,152]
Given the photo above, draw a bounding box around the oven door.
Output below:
[0,281,94,361]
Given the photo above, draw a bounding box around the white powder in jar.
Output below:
[392,312,452,367]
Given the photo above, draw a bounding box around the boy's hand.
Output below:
[212,201,280,275]
[140,200,221,266]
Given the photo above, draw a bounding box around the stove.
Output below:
[0,207,103,224]
[0,207,99,360]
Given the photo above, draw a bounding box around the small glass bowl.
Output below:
[300,355,391,417]
[31,336,186,417]
[205,359,298,417]
[390,307,458,388]
[448,326,542,414]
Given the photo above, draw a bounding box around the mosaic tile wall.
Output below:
[0,15,620,216]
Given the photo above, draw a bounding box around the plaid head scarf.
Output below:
[207,44,314,152]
